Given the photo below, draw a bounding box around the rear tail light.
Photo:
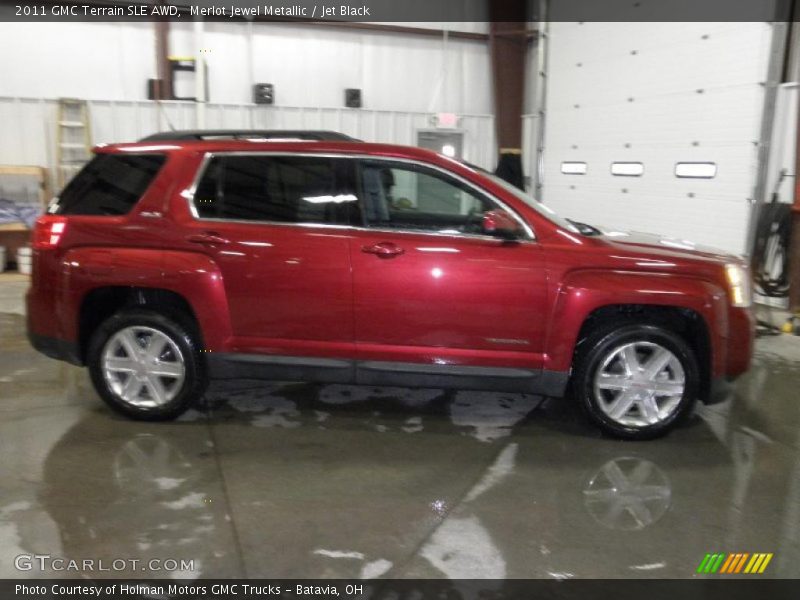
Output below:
[32,216,68,249]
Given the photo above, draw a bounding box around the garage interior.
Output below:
[2,1,800,582]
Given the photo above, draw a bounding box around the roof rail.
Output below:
[139,130,359,142]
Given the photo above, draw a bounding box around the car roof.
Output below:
[139,129,359,142]
[95,139,463,167]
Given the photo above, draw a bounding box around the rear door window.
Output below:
[192,155,359,226]
[53,154,166,215]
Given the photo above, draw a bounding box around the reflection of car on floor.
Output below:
[36,399,742,580]
[583,456,671,531]
[39,419,229,578]
[27,130,754,438]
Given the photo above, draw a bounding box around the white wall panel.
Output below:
[0,21,491,114]
[0,17,496,193]
[0,22,154,100]
[0,97,494,192]
[537,22,776,255]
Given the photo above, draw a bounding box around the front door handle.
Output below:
[361,242,405,258]
[186,232,230,246]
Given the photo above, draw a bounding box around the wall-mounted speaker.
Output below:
[147,78,166,100]
[345,88,362,108]
[254,83,274,105]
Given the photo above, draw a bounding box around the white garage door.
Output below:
[540,22,776,255]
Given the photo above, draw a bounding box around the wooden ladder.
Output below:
[56,98,92,189]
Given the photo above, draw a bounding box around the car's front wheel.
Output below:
[87,309,207,420]
[572,323,700,440]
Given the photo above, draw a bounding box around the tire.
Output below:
[571,322,699,440]
[87,309,207,421]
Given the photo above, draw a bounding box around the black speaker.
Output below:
[345,88,362,108]
[254,83,274,105]
[147,78,167,100]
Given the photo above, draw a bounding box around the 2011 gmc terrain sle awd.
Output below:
[26,135,755,439]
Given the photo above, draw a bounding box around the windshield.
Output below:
[483,173,582,234]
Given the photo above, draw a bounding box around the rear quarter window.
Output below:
[52,154,166,216]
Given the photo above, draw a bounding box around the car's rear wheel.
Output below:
[572,323,699,440]
[87,309,206,420]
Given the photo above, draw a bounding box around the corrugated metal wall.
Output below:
[531,22,778,255]
[0,97,495,193]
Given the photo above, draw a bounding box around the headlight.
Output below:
[725,263,752,307]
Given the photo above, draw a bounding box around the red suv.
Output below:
[27,133,755,439]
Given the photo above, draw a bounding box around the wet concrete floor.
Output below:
[1,310,799,580]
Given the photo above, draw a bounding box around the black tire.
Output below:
[571,322,699,440]
[87,309,207,421]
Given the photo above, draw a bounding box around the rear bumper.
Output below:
[27,332,83,366]
[26,279,82,366]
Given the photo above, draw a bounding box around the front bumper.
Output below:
[701,306,753,405]
[725,306,756,377]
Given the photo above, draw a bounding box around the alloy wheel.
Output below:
[101,326,186,408]
[593,341,685,428]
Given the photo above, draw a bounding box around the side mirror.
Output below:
[482,209,521,240]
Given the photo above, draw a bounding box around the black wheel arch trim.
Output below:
[28,333,83,366]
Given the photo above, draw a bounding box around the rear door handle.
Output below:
[361,242,405,258]
[186,232,230,246]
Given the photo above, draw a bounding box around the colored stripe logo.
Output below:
[697,553,773,574]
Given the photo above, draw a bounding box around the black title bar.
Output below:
[0,0,795,23]
[4,579,800,600]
